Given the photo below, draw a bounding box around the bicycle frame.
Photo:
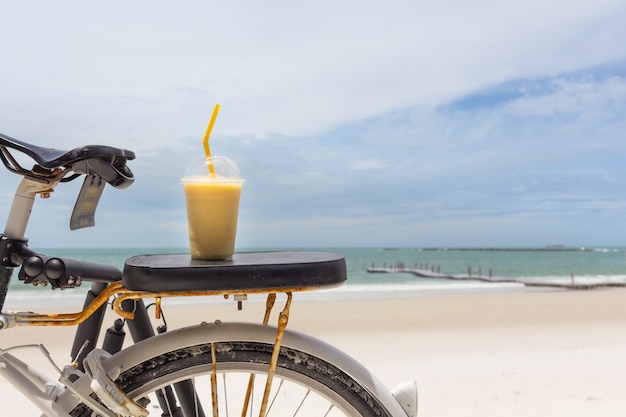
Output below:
[0,148,416,417]
[0,176,76,416]
[0,174,164,416]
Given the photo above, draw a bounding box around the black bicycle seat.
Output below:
[0,132,135,169]
[0,132,136,188]
[123,251,347,292]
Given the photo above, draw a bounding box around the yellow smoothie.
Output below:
[183,180,243,260]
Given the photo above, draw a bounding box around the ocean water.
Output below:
[4,246,626,308]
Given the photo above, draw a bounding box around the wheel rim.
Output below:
[128,363,363,416]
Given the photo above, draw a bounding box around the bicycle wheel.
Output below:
[111,340,390,417]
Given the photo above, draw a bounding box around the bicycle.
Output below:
[0,132,417,417]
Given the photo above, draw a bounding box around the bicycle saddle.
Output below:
[0,132,135,189]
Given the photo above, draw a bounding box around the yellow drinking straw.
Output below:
[202,104,221,175]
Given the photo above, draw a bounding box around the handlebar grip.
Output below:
[19,255,122,289]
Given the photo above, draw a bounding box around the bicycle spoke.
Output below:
[265,378,284,415]
[292,389,310,416]
[223,373,229,417]
[192,378,200,417]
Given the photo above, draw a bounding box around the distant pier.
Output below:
[366,264,626,290]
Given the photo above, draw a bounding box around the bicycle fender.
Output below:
[101,321,408,417]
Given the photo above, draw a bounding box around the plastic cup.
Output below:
[181,155,244,261]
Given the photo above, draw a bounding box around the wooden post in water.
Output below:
[467,266,472,278]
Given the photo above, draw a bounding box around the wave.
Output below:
[5,270,626,311]
[590,248,620,253]
[1,280,526,309]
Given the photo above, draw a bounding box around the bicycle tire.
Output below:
[120,340,390,417]
[70,322,408,417]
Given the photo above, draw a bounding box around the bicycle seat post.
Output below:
[4,177,56,240]
[0,177,59,313]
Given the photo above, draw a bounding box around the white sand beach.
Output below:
[2,287,626,416]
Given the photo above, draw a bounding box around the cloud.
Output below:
[1,1,626,248]
[499,76,626,119]
[3,1,626,139]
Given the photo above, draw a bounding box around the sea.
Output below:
[4,246,626,310]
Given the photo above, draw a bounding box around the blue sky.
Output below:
[1,1,626,248]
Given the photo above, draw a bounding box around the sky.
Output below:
[1,1,626,249]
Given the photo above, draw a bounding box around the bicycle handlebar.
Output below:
[0,234,123,311]
[2,236,123,288]
[19,254,123,288]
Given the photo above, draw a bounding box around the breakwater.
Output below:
[366,263,626,290]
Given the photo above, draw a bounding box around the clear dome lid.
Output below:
[181,155,244,183]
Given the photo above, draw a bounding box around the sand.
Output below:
[2,287,626,416]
